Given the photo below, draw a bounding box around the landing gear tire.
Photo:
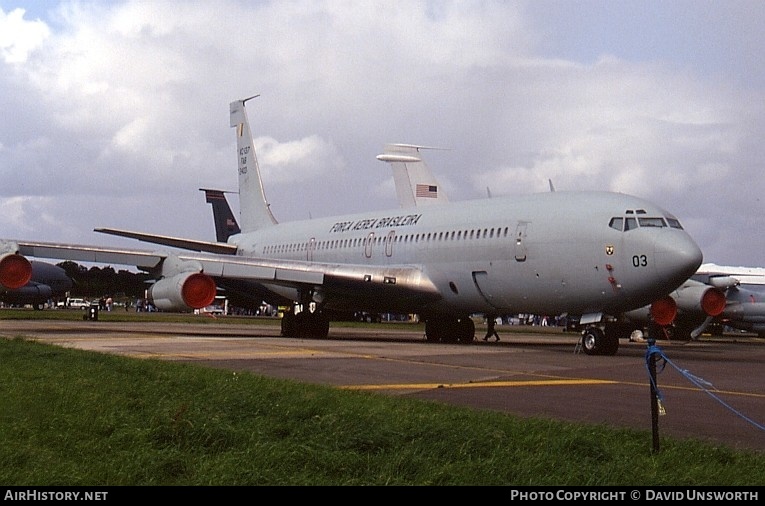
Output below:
[294,310,330,339]
[581,327,619,356]
[281,306,330,339]
[425,319,446,342]
[281,310,297,337]
[457,318,476,344]
[603,332,619,356]
[425,317,475,343]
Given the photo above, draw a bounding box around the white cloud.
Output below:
[0,0,763,266]
[0,7,49,63]
[254,135,345,184]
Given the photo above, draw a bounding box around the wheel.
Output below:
[602,331,619,356]
[308,312,330,339]
[457,318,476,343]
[425,319,444,342]
[280,310,297,337]
[581,327,605,355]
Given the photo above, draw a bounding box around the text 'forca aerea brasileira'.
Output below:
[329,214,422,233]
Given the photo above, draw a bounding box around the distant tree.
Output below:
[56,262,151,299]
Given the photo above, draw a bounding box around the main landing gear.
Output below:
[280,305,330,339]
[579,325,620,356]
[424,317,475,344]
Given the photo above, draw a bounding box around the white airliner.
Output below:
[0,96,703,355]
[375,147,765,343]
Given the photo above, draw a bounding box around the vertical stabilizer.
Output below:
[376,144,449,208]
[200,189,241,242]
[230,96,278,232]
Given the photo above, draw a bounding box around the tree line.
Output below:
[58,261,152,301]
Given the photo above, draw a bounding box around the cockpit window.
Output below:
[610,209,686,231]
[638,217,666,228]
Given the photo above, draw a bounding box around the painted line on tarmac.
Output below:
[126,347,332,360]
[340,378,616,391]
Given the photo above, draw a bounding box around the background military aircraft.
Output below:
[202,189,242,242]
[624,264,765,340]
[375,144,449,208]
[693,264,765,338]
[0,260,72,310]
[0,97,703,355]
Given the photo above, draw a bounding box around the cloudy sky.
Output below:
[1,0,764,268]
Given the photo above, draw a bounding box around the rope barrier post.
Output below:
[647,320,661,454]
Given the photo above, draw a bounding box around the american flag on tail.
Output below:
[415,184,438,198]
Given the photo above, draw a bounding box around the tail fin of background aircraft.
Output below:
[200,189,241,242]
[229,96,278,232]
[376,144,449,208]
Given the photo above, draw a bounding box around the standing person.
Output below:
[483,315,501,342]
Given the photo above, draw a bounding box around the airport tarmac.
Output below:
[2,318,764,453]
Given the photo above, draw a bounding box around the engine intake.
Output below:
[147,272,217,311]
[650,296,677,326]
[0,253,32,290]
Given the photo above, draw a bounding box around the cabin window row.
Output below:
[262,226,512,255]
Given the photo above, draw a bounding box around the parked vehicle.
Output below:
[57,297,90,309]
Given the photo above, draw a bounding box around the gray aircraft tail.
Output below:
[200,189,241,242]
[229,96,278,232]
[376,144,449,208]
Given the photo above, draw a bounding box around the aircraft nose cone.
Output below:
[654,231,703,288]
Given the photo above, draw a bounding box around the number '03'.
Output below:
[632,255,648,267]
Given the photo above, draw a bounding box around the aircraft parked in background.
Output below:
[624,263,765,340]
[0,260,72,310]
[202,189,241,242]
[0,96,703,355]
[375,144,449,208]
[693,264,765,337]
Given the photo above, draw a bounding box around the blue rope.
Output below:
[645,342,765,432]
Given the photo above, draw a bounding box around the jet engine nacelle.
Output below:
[5,284,54,299]
[146,272,217,311]
[673,283,727,317]
[624,281,726,325]
[708,275,740,290]
[0,253,33,290]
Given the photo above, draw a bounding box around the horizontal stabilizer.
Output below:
[95,228,238,255]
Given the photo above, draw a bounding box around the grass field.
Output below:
[1,309,763,486]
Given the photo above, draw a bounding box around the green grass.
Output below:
[0,334,763,486]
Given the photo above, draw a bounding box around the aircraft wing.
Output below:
[3,239,441,312]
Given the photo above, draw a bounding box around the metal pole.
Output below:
[647,321,660,453]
